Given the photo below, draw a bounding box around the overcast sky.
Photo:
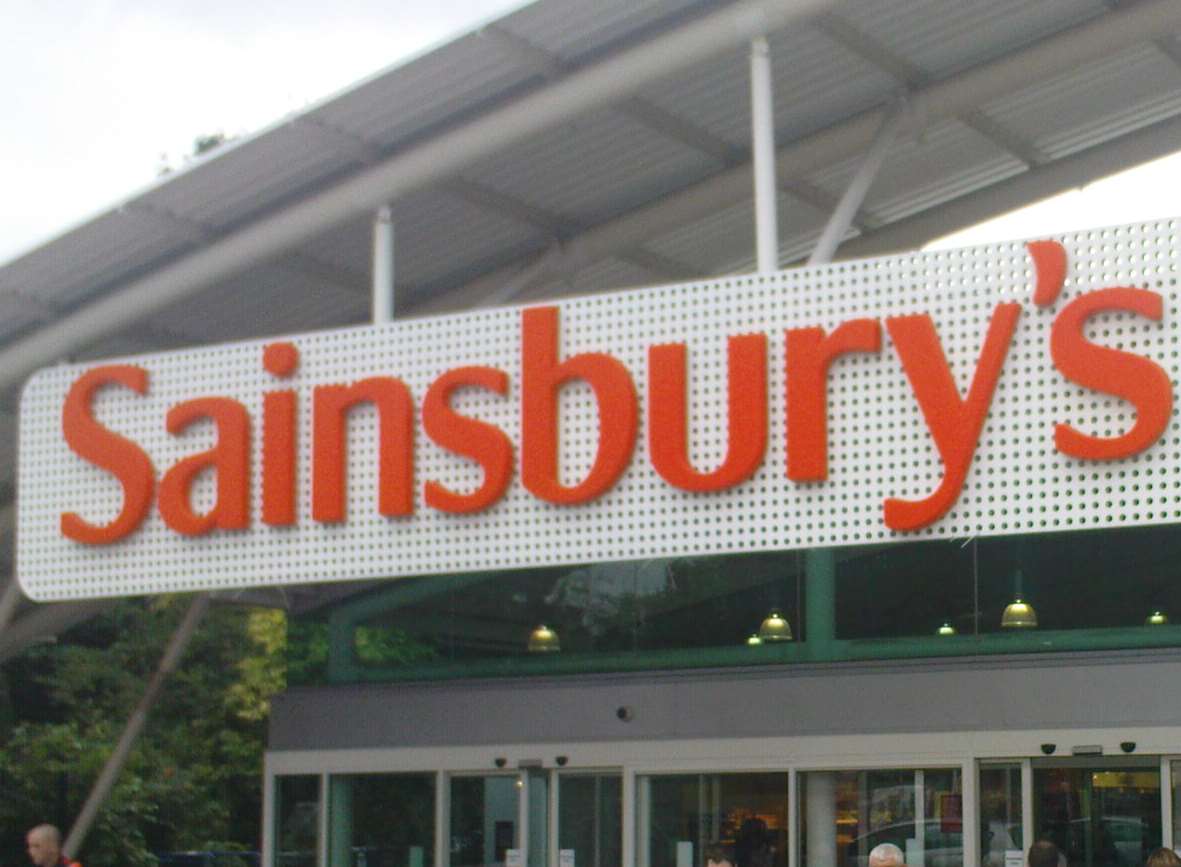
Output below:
[0,0,525,263]
[4,1,1181,267]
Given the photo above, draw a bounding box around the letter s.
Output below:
[60,365,155,544]
[1051,288,1172,460]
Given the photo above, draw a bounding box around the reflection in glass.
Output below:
[559,775,622,867]
[1033,765,1160,867]
[640,774,788,867]
[979,765,1022,867]
[275,775,320,867]
[800,768,962,867]
[328,773,434,867]
[451,776,520,867]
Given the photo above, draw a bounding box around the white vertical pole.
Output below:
[549,770,559,867]
[787,769,799,867]
[750,35,779,274]
[319,772,330,867]
[373,205,395,324]
[630,771,644,867]
[262,757,276,867]
[805,772,837,867]
[962,761,980,867]
[1161,756,1174,851]
[914,769,925,866]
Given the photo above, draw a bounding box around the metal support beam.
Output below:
[750,36,779,273]
[63,594,209,859]
[0,576,22,631]
[807,102,904,266]
[421,0,1179,312]
[0,0,839,392]
[372,206,395,323]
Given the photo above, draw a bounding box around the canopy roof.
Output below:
[3,0,1181,651]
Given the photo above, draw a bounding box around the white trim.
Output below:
[1020,759,1034,860]
[317,772,329,867]
[961,760,979,867]
[787,769,798,867]
[436,770,448,867]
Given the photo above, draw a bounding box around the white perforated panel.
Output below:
[17,218,1181,600]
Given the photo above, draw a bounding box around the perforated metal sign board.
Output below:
[17,218,1181,600]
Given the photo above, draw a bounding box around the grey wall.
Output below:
[269,648,1181,750]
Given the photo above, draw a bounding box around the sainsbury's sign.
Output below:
[16,222,1181,600]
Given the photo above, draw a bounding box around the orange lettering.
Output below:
[423,366,513,513]
[1051,288,1172,459]
[884,304,1021,531]
[521,307,637,504]
[158,397,251,535]
[60,365,155,544]
[785,319,881,481]
[312,378,414,521]
[648,334,767,491]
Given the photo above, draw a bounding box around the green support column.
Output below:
[804,549,836,660]
[329,775,354,867]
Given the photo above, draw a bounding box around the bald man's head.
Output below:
[26,824,62,867]
[868,843,905,867]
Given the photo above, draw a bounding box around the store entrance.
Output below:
[1032,758,1161,867]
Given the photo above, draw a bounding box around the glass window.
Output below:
[800,768,962,867]
[451,776,520,867]
[979,765,1022,867]
[275,775,320,867]
[639,773,788,867]
[559,775,622,867]
[328,773,435,867]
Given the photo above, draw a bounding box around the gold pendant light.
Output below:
[527,624,561,653]
[1001,596,1037,629]
[1145,610,1169,626]
[758,610,793,642]
[746,633,764,646]
[937,621,957,636]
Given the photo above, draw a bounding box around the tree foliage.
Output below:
[0,596,287,867]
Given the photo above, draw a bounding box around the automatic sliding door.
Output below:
[1033,760,1160,867]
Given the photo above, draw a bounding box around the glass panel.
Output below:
[275,775,320,867]
[800,768,963,867]
[640,774,788,867]
[451,776,520,867]
[837,541,974,639]
[328,773,435,867]
[979,765,1023,867]
[559,775,622,867]
[1034,765,1160,867]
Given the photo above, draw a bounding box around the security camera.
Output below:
[1120,741,1136,754]
[616,706,634,722]
[555,755,568,766]
[1040,743,1056,755]
[495,757,507,768]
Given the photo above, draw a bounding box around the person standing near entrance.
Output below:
[868,843,906,867]
[1027,840,1062,867]
[705,842,737,867]
[26,824,81,867]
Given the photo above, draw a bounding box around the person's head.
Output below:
[704,842,736,867]
[1146,847,1181,867]
[26,824,62,867]
[1027,840,1060,867]
[868,842,905,867]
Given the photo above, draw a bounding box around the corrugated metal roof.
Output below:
[4,0,1181,624]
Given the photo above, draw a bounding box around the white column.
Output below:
[750,35,779,274]
[436,771,449,867]
[373,205,395,324]
[805,772,837,867]
[1021,759,1034,860]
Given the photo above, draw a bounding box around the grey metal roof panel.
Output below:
[984,43,1181,162]
[467,106,720,226]
[847,0,1106,81]
[811,119,1026,224]
[502,0,718,65]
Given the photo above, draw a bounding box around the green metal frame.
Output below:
[321,555,1181,685]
